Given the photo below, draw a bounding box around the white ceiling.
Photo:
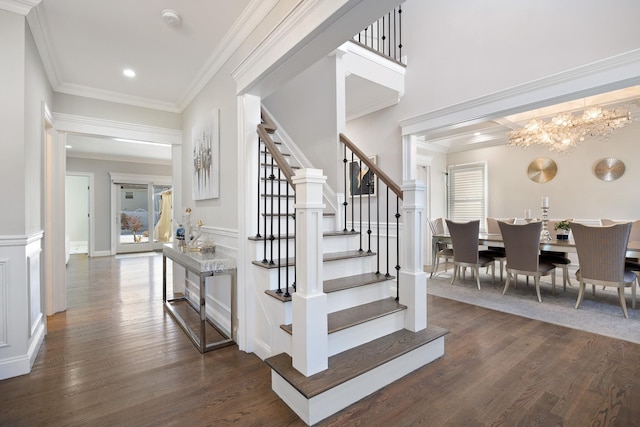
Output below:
[26,0,259,163]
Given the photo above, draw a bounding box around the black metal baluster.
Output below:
[276,167,282,294]
[398,5,403,61]
[262,145,268,263]
[376,177,380,275]
[350,152,355,232]
[292,204,296,292]
[395,196,401,301]
[393,9,397,61]
[366,169,372,254]
[385,186,391,278]
[343,145,348,232]
[256,138,262,239]
[358,158,363,252]
[269,156,275,265]
[382,15,387,57]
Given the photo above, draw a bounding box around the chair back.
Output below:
[570,222,631,283]
[428,218,447,235]
[446,220,480,264]
[487,217,514,234]
[498,221,542,272]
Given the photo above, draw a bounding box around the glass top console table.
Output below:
[162,243,236,353]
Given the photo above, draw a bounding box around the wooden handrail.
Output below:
[339,133,403,199]
[257,121,295,188]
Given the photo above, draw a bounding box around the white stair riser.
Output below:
[328,310,405,356]
[259,180,294,194]
[326,281,391,313]
[253,265,296,293]
[258,216,336,235]
[323,256,375,280]
[271,336,446,425]
[260,197,295,214]
[250,234,359,261]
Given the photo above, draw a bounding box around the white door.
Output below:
[65,174,90,254]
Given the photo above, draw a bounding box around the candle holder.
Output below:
[540,206,551,241]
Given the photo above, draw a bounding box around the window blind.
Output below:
[447,162,487,226]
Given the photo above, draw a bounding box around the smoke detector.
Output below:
[161,9,181,26]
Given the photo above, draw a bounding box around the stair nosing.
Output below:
[253,250,376,269]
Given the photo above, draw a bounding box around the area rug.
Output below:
[426,270,640,344]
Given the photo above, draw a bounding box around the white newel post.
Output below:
[399,180,427,332]
[291,169,328,376]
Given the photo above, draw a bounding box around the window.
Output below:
[447,162,487,229]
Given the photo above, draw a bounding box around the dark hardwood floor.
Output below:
[1,253,639,426]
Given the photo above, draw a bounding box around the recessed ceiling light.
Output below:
[65,145,72,149]
[123,68,136,78]
[474,132,481,136]
[161,9,182,26]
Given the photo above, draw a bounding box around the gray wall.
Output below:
[66,157,171,253]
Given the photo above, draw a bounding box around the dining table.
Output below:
[431,232,640,271]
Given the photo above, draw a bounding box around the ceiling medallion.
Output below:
[527,157,557,183]
[594,158,625,181]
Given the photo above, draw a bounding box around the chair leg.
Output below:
[633,281,637,310]
[617,287,629,318]
[575,280,586,309]
[450,265,458,286]
[503,272,512,295]
[535,276,542,303]
[475,266,481,290]
[431,255,440,278]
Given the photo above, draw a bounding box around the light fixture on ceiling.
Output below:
[161,9,181,26]
[123,68,136,78]
[507,105,633,153]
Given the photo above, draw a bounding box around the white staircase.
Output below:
[251,116,447,425]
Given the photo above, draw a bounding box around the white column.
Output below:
[399,180,427,332]
[291,169,328,376]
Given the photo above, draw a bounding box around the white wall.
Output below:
[65,175,89,243]
[263,55,341,189]
[347,0,640,221]
[447,123,640,221]
[66,157,171,253]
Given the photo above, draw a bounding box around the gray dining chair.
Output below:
[571,222,637,318]
[483,217,515,282]
[445,219,495,290]
[539,219,573,291]
[499,221,556,302]
[428,217,453,278]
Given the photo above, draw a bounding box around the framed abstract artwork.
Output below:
[349,155,377,197]
[192,109,220,200]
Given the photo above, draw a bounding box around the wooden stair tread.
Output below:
[265,326,449,399]
[253,250,375,269]
[248,230,358,241]
[324,272,394,293]
[260,212,335,217]
[280,297,405,335]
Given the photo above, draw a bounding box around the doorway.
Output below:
[65,174,91,255]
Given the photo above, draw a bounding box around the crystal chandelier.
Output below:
[507,106,633,153]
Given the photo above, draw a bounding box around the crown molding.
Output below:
[26,5,61,89]
[400,49,640,137]
[52,112,182,145]
[67,151,171,166]
[177,0,279,111]
[55,82,181,113]
[0,0,39,15]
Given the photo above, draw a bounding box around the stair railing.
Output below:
[339,133,403,300]
[257,108,296,297]
[352,5,404,65]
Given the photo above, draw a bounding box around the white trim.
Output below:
[399,49,640,138]
[52,113,182,146]
[66,151,172,166]
[0,0,39,15]
[109,172,171,186]
[26,6,60,89]
[0,258,7,347]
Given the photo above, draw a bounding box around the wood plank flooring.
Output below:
[1,253,640,426]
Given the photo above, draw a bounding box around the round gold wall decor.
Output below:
[594,158,625,181]
[527,158,557,183]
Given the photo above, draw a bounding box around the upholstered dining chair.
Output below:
[539,219,574,291]
[601,219,640,267]
[571,222,637,318]
[484,217,515,282]
[498,221,556,302]
[428,217,453,278]
[445,219,495,290]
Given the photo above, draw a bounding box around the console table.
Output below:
[162,243,236,353]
